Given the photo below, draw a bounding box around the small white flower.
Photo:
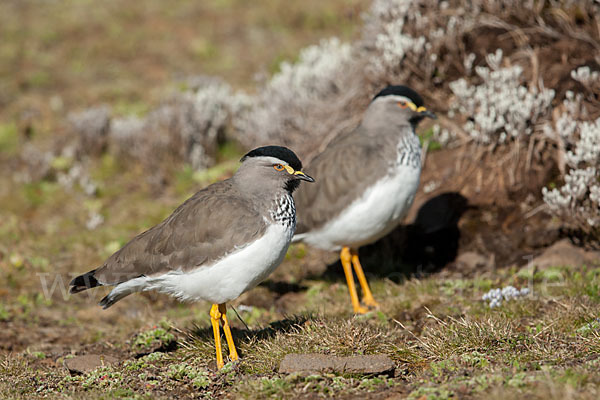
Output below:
[482,286,529,308]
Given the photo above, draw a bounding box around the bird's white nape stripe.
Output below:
[255,156,289,166]
[382,95,413,104]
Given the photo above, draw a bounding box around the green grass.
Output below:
[132,323,177,352]
[0,122,18,153]
[419,127,443,151]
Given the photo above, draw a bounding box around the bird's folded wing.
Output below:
[294,131,391,234]
[94,181,267,285]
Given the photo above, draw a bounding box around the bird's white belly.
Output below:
[299,165,420,251]
[147,223,293,304]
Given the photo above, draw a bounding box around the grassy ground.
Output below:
[0,0,364,131]
[1,1,599,399]
[1,151,599,399]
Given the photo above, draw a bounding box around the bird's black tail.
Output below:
[69,269,101,294]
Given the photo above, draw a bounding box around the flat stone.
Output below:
[529,239,600,270]
[279,354,394,375]
[64,354,119,375]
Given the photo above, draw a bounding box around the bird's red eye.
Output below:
[398,101,407,108]
[273,164,284,171]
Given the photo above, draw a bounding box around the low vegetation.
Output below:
[2,255,600,398]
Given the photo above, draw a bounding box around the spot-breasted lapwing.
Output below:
[293,85,436,313]
[70,145,314,368]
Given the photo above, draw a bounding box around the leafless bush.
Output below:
[231,0,600,161]
[543,72,600,237]
[102,79,247,171]
[233,38,364,158]
[448,49,555,145]
[15,143,53,183]
[361,0,466,87]
[68,106,110,157]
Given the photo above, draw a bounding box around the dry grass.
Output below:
[0,0,365,154]
[2,260,600,399]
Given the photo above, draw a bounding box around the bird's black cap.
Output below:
[242,145,303,171]
[372,85,424,108]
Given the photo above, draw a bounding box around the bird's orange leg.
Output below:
[350,249,379,309]
[218,303,239,362]
[210,303,224,369]
[340,246,368,314]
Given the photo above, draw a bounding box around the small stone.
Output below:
[279,354,394,375]
[64,354,118,375]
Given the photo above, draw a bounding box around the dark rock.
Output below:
[64,354,118,375]
[279,354,394,375]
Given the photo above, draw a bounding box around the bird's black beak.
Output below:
[294,171,315,182]
[418,108,437,119]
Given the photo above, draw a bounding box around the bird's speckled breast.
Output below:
[270,193,297,231]
[393,132,421,170]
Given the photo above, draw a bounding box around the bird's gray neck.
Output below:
[359,103,421,169]
[234,176,294,201]
[232,173,294,221]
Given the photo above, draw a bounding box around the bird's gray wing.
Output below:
[93,180,268,285]
[294,127,392,234]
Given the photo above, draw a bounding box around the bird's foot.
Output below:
[353,305,370,314]
[218,303,239,364]
[210,304,225,369]
[362,296,380,309]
